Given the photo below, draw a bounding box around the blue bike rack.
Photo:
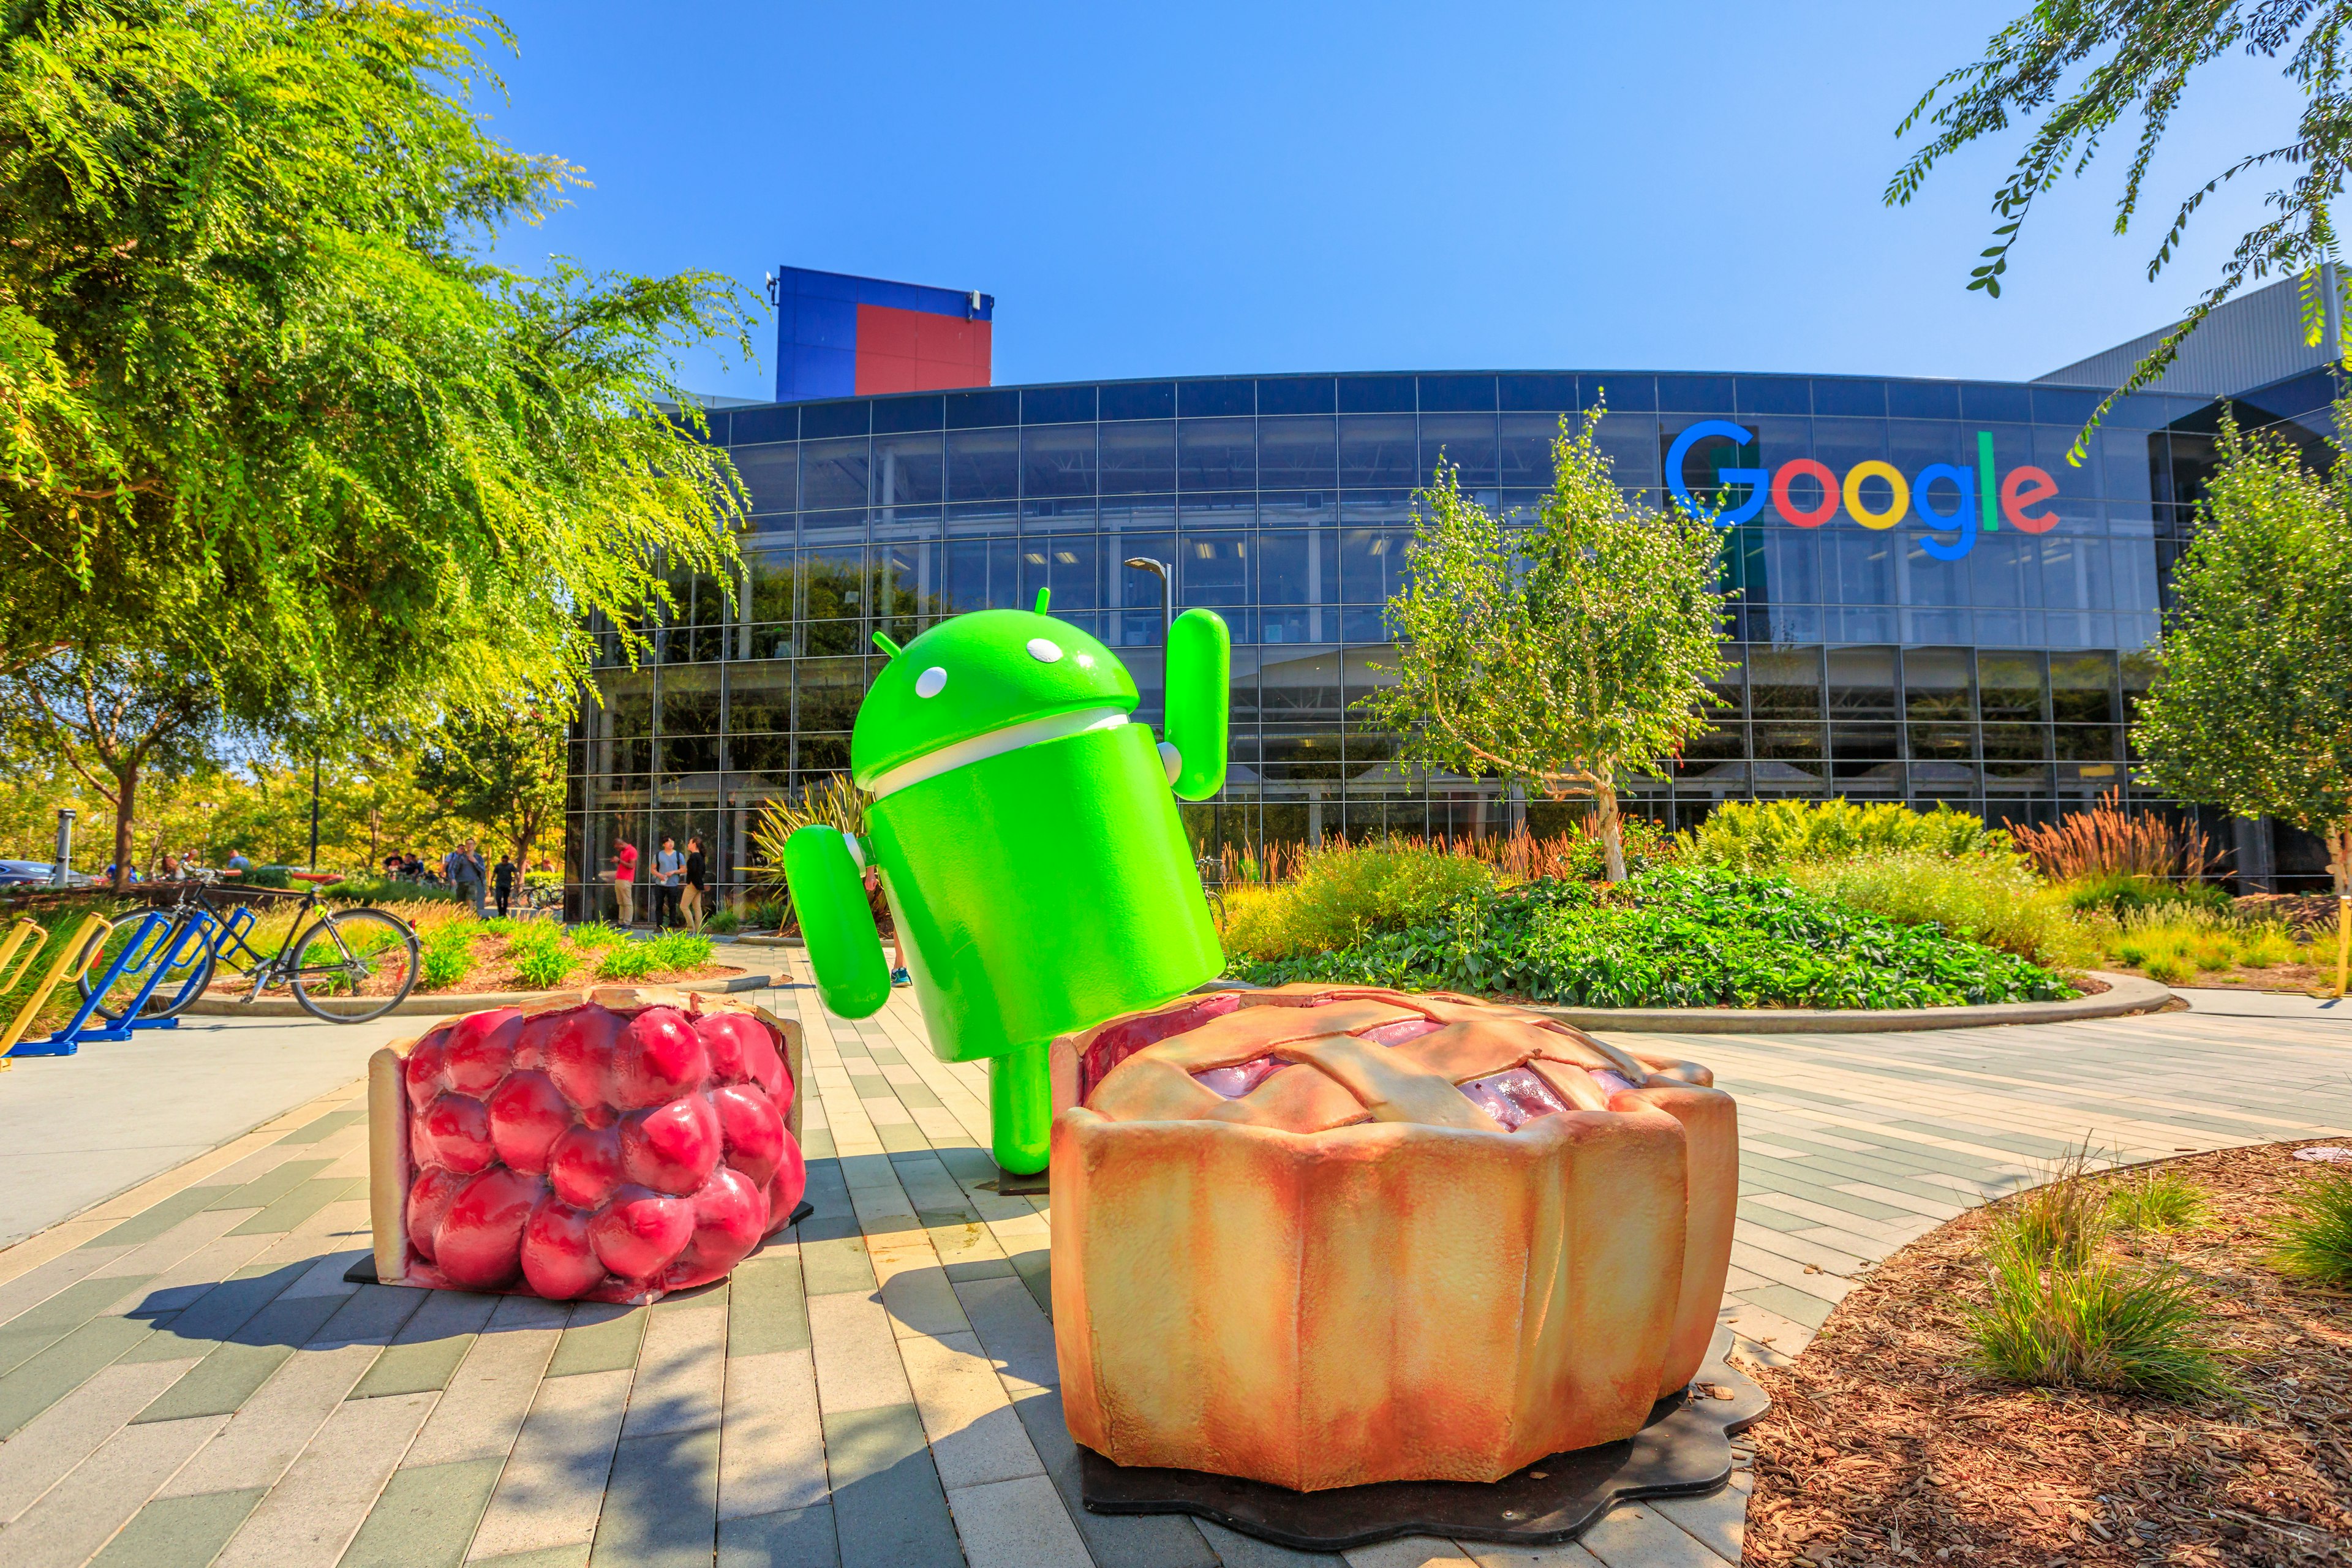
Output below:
[12,910,197,1056]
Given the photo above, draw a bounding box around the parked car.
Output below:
[0,859,99,887]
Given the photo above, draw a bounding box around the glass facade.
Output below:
[565,369,2337,913]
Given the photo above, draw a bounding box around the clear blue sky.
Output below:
[476,2,2299,402]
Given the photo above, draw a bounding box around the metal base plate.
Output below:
[984,1164,1050,1196]
[1079,1332,1766,1551]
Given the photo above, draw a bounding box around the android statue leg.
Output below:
[988,1042,1053,1175]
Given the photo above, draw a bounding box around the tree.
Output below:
[2,646,220,888]
[414,703,570,869]
[0,0,747,728]
[2133,412,2352,894]
[1365,412,1732,881]
[1890,2,2352,448]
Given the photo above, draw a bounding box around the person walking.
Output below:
[651,835,685,930]
[492,853,517,918]
[680,835,707,933]
[447,839,487,918]
[612,839,638,925]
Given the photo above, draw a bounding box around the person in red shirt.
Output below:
[612,840,639,925]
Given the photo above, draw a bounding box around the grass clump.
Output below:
[565,922,630,953]
[2267,1166,2352,1287]
[644,932,714,971]
[1783,849,2097,968]
[1965,1226,2233,1400]
[1220,840,1499,962]
[2106,1169,2209,1233]
[595,942,655,981]
[703,909,741,935]
[1679,798,2011,872]
[2061,870,2230,917]
[1234,866,2074,1009]
[504,924,577,991]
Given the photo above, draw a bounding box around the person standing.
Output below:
[652,835,685,930]
[492,853,517,918]
[680,835,707,933]
[447,839,487,918]
[612,839,638,925]
[861,861,913,987]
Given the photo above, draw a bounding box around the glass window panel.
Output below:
[1977,651,2047,722]
[1178,417,1256,490]
[1019,533,1101,612]
[2035,424,2097,494]
[1903,535,1969,607]
[1103,522,1177,647]
[1099,420,1175,494]
[724,731,791,778]
[799,549,864,625]
[2049,651,2117,723]
[1903,646,1973,720]
[801,618,861,657]
[874,540,940,633]
[870,432,944,507]
[1099,382,1174,420]
[1749,649,1823,718]
[1255,530,1314,605]
[725,664,793,734]
[1021,423,1096,497]
[946,428,1019,502]
[799,437,869,512]
[1827,530,1897,605]
[1498,413,1562,489]
[1969,531,2041,608]
[1261,649,1344,721]
[2038,535,2108,611]
[1887,420,1962,472]
[1809,417,1883,479]
[943,537,1019,614]
[794,657,868,733]
[1180,531,1251,609]
[796,732,851,775]
[1257,377,1335,415]
[1592,410,1659,489]
[1338,415,1418,487]
[731,443,798,514]
[1258,416,1337,489]
[2108,535,2160,615]
[1338,525,1412,605]
[1825,647,1897,723]
[1419,413,1498,488]
[2055,724,2119,761]
[2101,426,2158,505]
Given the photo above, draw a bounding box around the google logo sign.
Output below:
[1664,421,2060,561]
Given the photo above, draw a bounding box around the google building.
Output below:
[565,266,2346,913]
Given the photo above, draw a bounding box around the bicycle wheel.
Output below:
[286,907,420,1023]
[76,916,218,1024]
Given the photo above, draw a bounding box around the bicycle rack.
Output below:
[122,904,248,1025]
[7,911,198,1057]
[1,913,113,1060]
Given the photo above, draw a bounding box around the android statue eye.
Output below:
[914,666,948,698]
[1026,638,1063,664]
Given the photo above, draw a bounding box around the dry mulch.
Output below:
[1743,1141,2352,1566]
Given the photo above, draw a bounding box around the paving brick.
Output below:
[277,1104,368,1144]
[899,1329,1042,1490]
[161,1340,382,1496]
[1197,1517,1348,1566]
[717,1501,839,1566]
[404,1320,562,1468]
[228,1177,362,1238]
[807,1291,911,1415]
[88,1487,266,1568]
[718,1349,826,1521]
[472,1548,588,1568]
[1461,1537,1605,1566]
[352,1289,499,1399]
[1650,1470,1749,1562]
[619,1305,725,1439]
[819,1403,962,1568]
[207,1158,333,1213]
[1007,1384,1219,1568]
[1577,1499,1735,1567]
[213,1389,435,1567]
[588,1426,720,1568]
[728,1254,811,1357]
[0,1412,228,1568]
[341,1456,505,1568]
[0,1311,154,1439]
[1342,1537,1477,1566]
[117,1264,303,1365]
[467,1367,634,1559]
[0,1355,198,1525]
[87,1187,238,1248]
[1731,1283,1836,1332]
[875,1253,970,1340]
[799,1237,876,1297]
[946,1472,1090,1568]
[133,1291,346,1423]
[546,1304,646,1378]
[308,1282,427,1347]
[0,1274,155,1378]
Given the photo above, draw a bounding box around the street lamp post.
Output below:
[1123,557,1172,644]
[51,808,74,888]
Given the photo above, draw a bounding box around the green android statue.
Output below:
[783,592,1229,1175]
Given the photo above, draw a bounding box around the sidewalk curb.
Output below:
[1518,970,2170,1033]
[181,971,774,1019]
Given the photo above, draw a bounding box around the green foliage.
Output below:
[1783,850,2097,968]
[644,932,714,971]
[2106,1170,2210,1234]
[242,866,293,890]
[564,922,630,952]
[740,899,787,933]
[1680,799,2013,871]
[418,921,478,990]
[2267,1166,2352,1287]
[1556,816,1674,881]
[2133,417,2352,894]
[594,941,655,981]
[1965,1226,2232,1401]
[1366,409,1732,880]
[702,909,741,935]
[2002,1144,2112,1269]
[0,0,749,725]
[2142,951,2195,985]
[330,876,464,906]
[505,922,576,991]
[414,704,570,868]
[1219,841,1500,961]
[1889,2,2352,443]
[747,775,868,890]
[2061,872,2229,917]
[1234,866,2075,1010]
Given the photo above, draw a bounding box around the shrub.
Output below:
[2267,1166,2352,1288]
[2187,935,2236,972]
[1782,850,2098,968]
[331,875,463,905]
[1235,866,2075,1009]
[703,909,742,935]
[2010,789,2214,883]
[419,940,476,990]
[2143,952,2195,985]
[1219,840,1499,962]
[565,922,630,952]
[2234,927,2298,968]
[741,899,787,933]
[2060,870,2230,916]
[511,941,576,990]
[595,941,656,980]
[1964,1227,2231,1400]
[1679,799,2012,872]
[2106,1169,2209,1234]
[644,932,714,971]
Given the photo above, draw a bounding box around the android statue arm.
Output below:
[1159,608,1230,802]
[782,826,891,1020]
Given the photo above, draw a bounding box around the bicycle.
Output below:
[79,869,421,1025]
[1197,852,1227,932]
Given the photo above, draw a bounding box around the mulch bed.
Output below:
[1742,1141,2352,1566]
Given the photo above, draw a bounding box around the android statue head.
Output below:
[782,590,1231,1175]
[850,606,1138,796]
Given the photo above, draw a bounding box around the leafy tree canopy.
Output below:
[1890,1,2352,450]
[0,0,747,726]
[2133,409,2352,891]
[1366,411,1732,881]
[413,698,568,868]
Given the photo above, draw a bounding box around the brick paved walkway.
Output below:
[1,967,2346,1568]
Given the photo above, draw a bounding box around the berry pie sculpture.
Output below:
[1049,984,1737,1493]
[366,987,805,1302]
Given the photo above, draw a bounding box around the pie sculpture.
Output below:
[366,987,805,1303]
[1049,984,1736,1492]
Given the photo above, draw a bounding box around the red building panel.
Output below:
[855,304,992,396]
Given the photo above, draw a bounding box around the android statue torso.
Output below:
[851,610,1223,1064]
